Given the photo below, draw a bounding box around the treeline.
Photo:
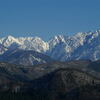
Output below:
[0,92,50,100]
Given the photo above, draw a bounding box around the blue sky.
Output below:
[0,0,100,40]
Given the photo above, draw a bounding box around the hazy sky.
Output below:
[0,0,100,40]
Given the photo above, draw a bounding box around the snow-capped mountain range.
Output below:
[0,35,49,53]
[0,30,100,61]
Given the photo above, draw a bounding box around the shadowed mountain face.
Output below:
[0,44,8,54]
[0,64,100,100]
[0,60,100,100]
[30,68,100,100]
[0,49,54,66]
[0,60,99,83]
[88,60,100,72]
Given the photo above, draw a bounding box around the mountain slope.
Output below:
[1,30,100,61]
[48,30,100,61]
[0,44,8,54]
[0,36,49,53]
[30,68,100,100]
[0,60,99,83]
[0,61,100,100]
[0,49,54,66]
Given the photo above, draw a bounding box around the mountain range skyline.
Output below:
[0,0,100,41]
[0,29,100,41]
[1,29,100,66]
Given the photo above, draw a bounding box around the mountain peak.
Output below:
[54,35,65,41]
[6,35,15,40]
[1,29,100,61]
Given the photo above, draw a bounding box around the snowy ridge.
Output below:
[48,30,100,61]
[0,35,49,53]
[0,30,100,61]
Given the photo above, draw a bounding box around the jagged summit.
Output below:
[6,35,15,38]
[0,35,49,53]
[1,29,100,61]
[48,30,100,61]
